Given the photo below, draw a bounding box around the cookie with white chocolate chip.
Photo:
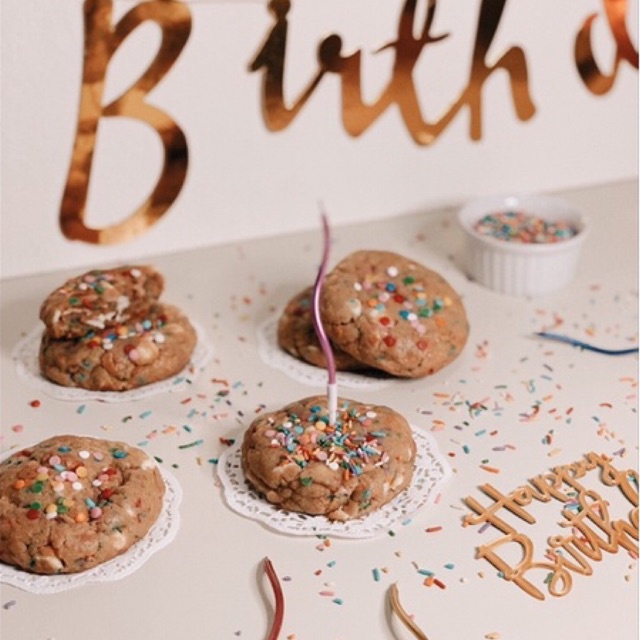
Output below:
[39,303,197,391]
[277,286,369,371]
[241,395,416,521]
[0,435,165,574]
[319,251,469,378]
[39,265,164,339]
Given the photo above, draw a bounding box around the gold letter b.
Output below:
[60,0,192,244]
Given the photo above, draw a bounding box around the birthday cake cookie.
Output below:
[40,266,164,339]
[241,395,416,521]
[38,266,197,391]
[277,286,369,371]
[319,250,469,377]
[0,435,165,575]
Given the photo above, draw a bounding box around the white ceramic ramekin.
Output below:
[457,194,588,297]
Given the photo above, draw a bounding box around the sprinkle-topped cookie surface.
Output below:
[39,303,197,391]
[319,251,469,377]
[39,266,164,339]
[241,395,416,521]
[37,265,197,392]
[277,285,369,371]
[0,435,165,574]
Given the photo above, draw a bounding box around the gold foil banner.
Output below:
[576,0,639,94]
[59,0,637,245]
[60,0,192,245]
[251,0,536,145]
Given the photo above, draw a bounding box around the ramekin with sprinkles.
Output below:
[457,194,587,297]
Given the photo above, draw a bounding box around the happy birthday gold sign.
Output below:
[463,452,638,600]
[60,0,638,244]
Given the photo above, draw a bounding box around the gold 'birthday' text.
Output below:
[463,452,639,600]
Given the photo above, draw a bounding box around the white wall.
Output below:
[1,0,637,278]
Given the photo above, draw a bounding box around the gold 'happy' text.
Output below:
[463,452,639,600]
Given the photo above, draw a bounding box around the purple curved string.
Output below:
[312,212,337,386]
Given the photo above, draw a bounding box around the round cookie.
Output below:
[320,251,469,378]
[40,265,164,339]
[241,395,416,521]
[277,286,369,371]
[0,434,165,575]
[39,303,197,391]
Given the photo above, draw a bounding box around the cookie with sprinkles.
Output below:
[39,303,197,391]
[241,395,416,521]
[320,251,469,378]
[0,435,165,574]
[277,286,370,371]
[40,265,164,339]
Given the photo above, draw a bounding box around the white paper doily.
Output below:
[217,427,451,538]
[0,466,182,594]
[12,322,214,403]
[257,316,398,390]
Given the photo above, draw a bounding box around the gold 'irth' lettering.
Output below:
[250,0,535,145]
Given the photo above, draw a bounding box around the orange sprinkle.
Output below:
[13,480,26,490]
[479,464,500,474]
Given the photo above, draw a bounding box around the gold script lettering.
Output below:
[465,452,639,600]
[60,0,191,245]
[476,532,556,601]
[575,0,639,94]
[251,0,535,145]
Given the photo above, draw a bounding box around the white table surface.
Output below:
[1,179,637,640]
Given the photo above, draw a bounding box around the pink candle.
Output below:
[311,211,338,424]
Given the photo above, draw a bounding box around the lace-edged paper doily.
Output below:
[257,316,398,390]
[0,466,182,594]
[217,427,451,538]
[12,323,214,403]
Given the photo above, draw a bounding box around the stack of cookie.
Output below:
[39,265,197,392]
[278,250,469,378]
